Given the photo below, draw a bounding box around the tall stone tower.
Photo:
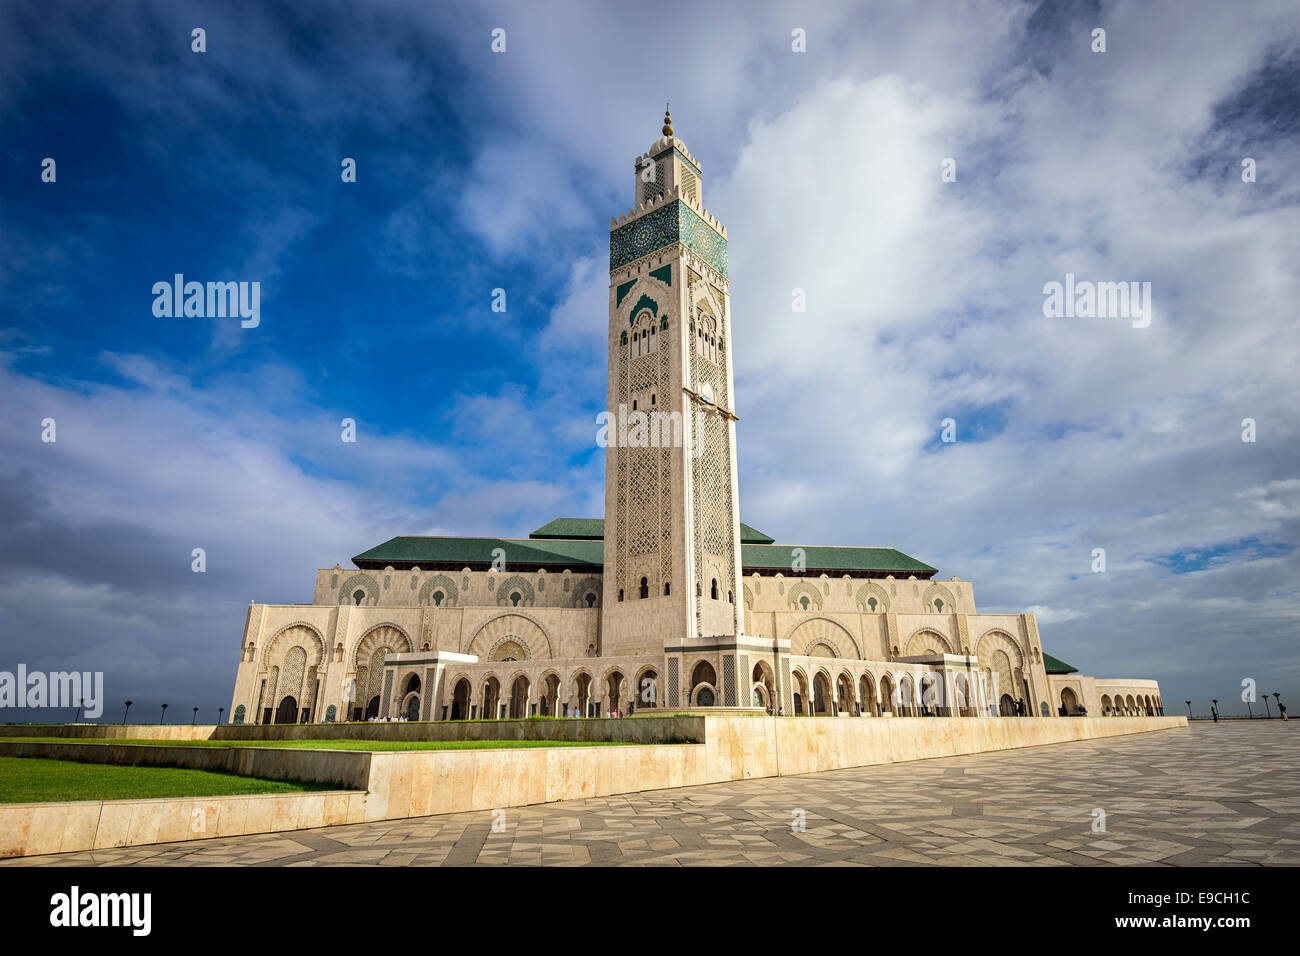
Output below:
[601,107,744,667]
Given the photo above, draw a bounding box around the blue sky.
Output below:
[1,0,1298,721]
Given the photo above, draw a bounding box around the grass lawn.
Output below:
[2,737,658,752]
[0,755,334,804]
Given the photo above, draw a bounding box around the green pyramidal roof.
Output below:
[529,517,775,545]
[352,518,935,577]
[1042,653,1079,674]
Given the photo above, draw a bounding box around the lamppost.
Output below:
[122,700,133,724]
[1263,696,1272,718]
[192,706,198,725]
[218,707,224,724]
[159,703,168,724]
[1185,700,1192,718]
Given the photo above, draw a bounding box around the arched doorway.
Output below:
[859,674,877,716]
[574,672,592,716]
[690,661,717,708]
[605,670,624,714]
[897,675,914,716]
[482,676,501,719]
[510,675,529,719]
[835,673,854,714]
[791,670,809,715]
[364,695,380,720]
[541,673,560,715]
[999,694,1016,716]
[400,673,421,721]
[275,695,298,724]
[813,672,832,715]
[879,674,895,715]
[451,678,470,720]
[953,673,968,714]
[752,661,775,712]
[635,668,659,709]
[1061,687,1079,716]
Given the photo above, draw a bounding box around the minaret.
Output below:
[601,108,744,666]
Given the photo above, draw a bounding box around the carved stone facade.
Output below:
[228,115,1162,726]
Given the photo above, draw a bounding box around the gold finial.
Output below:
[662,102,673,137]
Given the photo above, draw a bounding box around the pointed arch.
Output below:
[904,628,954,656]
[785,616,863,659]
[785,580,823,612]
[920,582,958,613]
[854,581,889,613]
[337,573,379,606]
[465,612,555,659]
[261,622,326,670]
[417,574,459,607]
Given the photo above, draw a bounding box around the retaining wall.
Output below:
[0,714,1186,858]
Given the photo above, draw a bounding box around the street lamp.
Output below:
[218,707,224,724]
[192,706,198,725]
[1185,700,1192,718]
[159,703,168,724]
[122,700,133,724]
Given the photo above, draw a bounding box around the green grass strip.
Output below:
[0,755,333,804]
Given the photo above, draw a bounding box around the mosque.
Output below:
[227,111,1163,727]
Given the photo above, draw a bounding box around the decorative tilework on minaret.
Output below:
[601,113,744,652]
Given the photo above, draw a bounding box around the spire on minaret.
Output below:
[661,102,673,138]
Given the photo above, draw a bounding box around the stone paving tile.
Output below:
[4,722,1296,867]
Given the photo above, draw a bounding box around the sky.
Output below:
[0,0,1297,722]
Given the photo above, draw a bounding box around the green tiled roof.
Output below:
[354,521,935,577]
[1042,653,1078,674]
[529,518,775,545]
[740,544,935,575]
[529,518,605,540]
[353,536,603,570]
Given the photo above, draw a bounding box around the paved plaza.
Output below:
[5,722,1296,867]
